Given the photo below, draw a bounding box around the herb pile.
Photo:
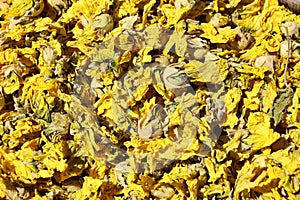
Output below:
[0,0,300,199]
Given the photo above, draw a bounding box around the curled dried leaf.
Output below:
[151,185,175,199]
[209,13,229,28]
[114,161,130,187]
[9,0,45,29]
[236,29,254,50]
[281,22,299,37]
[92,13,114,37]
[138,104,169,140]
[162,65,189,90]
[186,36,209,60]
[42,45,58,65]
[254,55,278,77]
[119,14,138,29]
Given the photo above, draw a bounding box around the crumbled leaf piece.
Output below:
[234,158,268,199]
[141,0,156,26]
[223,87,242,128]
[237,64,268,79]
[204,158,232,183]
[269,149,300,175]
[186,60,223,84]
[7,0,33,18]
[268,88,293,126]
[163,31,187,58]
[261,79,277,113]
[73,176,102,199]
[0,149,38,184]
[1,71,20,94]
[244,80,264,111]
[245,112,280,150]
[159,4,190,27]
[199,23,236,43]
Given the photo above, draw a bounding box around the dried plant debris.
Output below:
[0,0,300,199]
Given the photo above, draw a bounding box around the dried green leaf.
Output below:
[268,88,293,126]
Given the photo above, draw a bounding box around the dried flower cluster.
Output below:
[1,0,300,199]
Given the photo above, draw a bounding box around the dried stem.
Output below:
[284,26,290,88]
